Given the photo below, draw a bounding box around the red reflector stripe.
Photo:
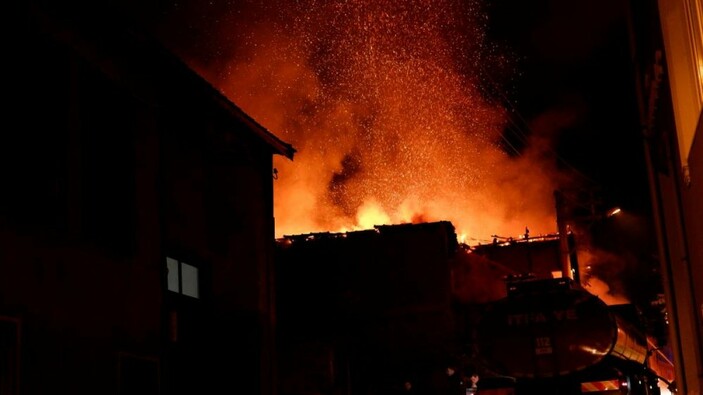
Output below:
[581,380,620,392]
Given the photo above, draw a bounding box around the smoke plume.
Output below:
[154,0,576,240]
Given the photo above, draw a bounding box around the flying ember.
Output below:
[190,0,565,240]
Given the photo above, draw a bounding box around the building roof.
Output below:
[26,2,296,159]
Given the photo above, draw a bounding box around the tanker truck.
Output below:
[473,276,670,394]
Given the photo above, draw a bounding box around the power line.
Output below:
[476,62,601,188]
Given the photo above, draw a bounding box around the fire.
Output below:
[355,200,391,230]
[583,277,630,306]
[173,0,568,240]
[578,247,632,305]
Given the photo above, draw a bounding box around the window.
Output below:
[166,257,199,299]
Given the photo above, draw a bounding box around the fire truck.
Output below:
[473,276,671,394]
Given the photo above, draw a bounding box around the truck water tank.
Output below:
[475,286,647,378]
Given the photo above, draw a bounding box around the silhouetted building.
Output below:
[1,3,294,395]
[275,221,459,395]
[627,0,703,393]
[469,235,565,281]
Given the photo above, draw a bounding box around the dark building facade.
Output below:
[275,222,573,395]
[627,0,703,393]
[275,222,460,395]
[1,3,294,394]
[469,235,564,281]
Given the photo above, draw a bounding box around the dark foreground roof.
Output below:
[22,1,296,159]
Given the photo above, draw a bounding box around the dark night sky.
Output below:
[485,0,651,213]
[481,0,660,306]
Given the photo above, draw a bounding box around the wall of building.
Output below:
[629,0,703,392]
[275,222,459,395]
[0,3,287,394]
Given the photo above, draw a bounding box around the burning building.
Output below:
[469,234,566,280]
[274,213,676,394]
[275,220,580,394]
[275,221,460,395]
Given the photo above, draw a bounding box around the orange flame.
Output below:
[186,0,568,240]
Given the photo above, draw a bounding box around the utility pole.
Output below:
[554,190,573,281]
